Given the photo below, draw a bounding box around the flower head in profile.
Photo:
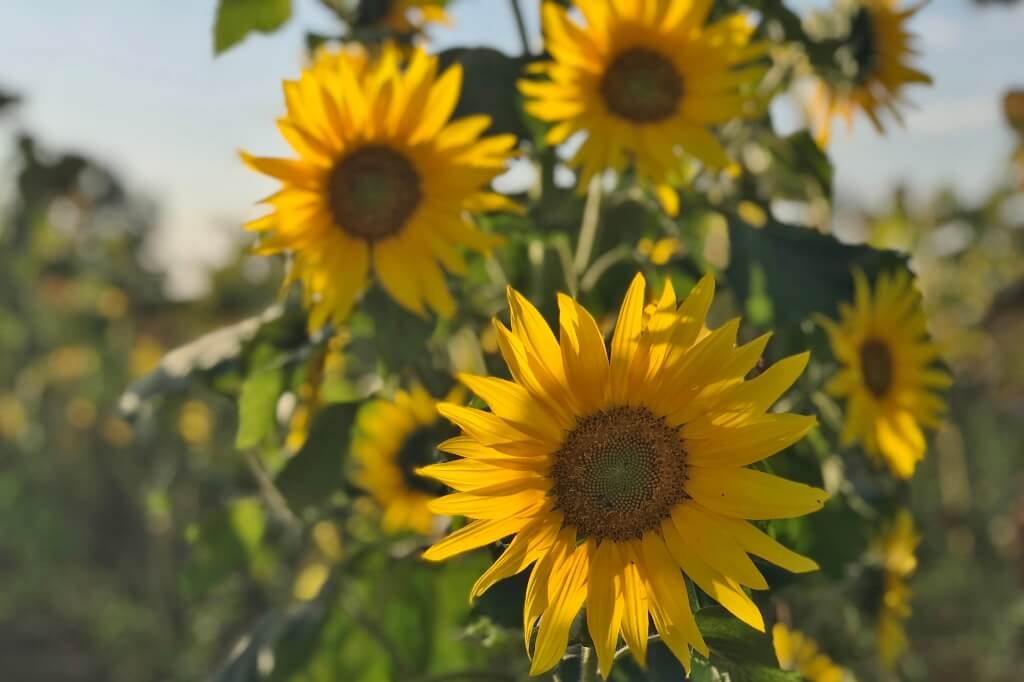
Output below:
[773,623,847,682]
[241,45,517,327]
[420,273,826,676]
[355,0,450,36]
[820,270,949,479]
[520,0,768,215]
[352,384,460,535]
[870,510,919,669]
[809,0,931,146]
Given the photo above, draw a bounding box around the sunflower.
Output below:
[773,623,846,682]
[419,273,827,676]
[354,0,450,35]
[820,270,949,479]
[809,0,931,146]
[519,0,768,215]
[352,384,460,535]
[241,44,517,327]
[871,510,918,669]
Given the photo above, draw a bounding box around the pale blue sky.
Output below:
[1,0,1021,295]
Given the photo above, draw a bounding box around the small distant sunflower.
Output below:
[354,0,450,35]
[809,0,932,146]
[520,0,768,215]
[870,510,919,669]
[241,45,517,327]
[820,270,949,479]
[420,273,826,676]
[773,623,846,682]
[352,384,460,535]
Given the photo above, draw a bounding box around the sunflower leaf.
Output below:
[696,606,780,668]
[727,217,909,327]
[275,403,357,513]
[235,345,286,450]
[213,0,293,55]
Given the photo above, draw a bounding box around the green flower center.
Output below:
[551,406,688,541]
[860,337,894,398]
[327,145,422,242]
[600,47,684,123]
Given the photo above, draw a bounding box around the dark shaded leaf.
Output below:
[727,218,908,326]
[181,498,266,599]
[275,403,357,512]
[438,47,529,139]
[214,0,293,55]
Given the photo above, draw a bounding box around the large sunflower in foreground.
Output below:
[352,384,459,535]
[773,623,846,682]
[420,273,827,676]
[820,270,949,479]
[871,510,918,669]
[241,45,517,327]
[809,0,931,146]
[520,0,768,215]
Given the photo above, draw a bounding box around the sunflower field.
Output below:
[2,0,1024,681]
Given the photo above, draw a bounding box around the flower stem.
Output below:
[509,0,531,56]
[579,645,599,682]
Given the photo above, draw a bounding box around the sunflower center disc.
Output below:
[860,338,894,398]
[849,7,879,84]
[396,425,450,495]
[328,145,422,241]
[600,48,683,123]
[550,406,688,541]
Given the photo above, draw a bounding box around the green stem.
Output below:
[573,176,604,276]
[509,0,532,56]
[579,645,598,682]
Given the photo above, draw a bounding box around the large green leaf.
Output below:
[438,47,529,139]
[214,0,293,55]
[274,403,357,513]
[727,218,909,327]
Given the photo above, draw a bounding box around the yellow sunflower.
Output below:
[370,0,450,35]
[241,44,517,327]
[420,273,827,676]
[871,510,918,669]
[820,270,949,479]
[773,623,847,682]
[519,0,768,215]
[809,0,931,146]
[352,384,460,535]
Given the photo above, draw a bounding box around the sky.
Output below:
[1,0,1021,296]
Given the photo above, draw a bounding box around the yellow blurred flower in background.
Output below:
[809,0,931,146]
[421,273,825,676]
[820,270,950,479]
[773,623,847,682]
[179,400,213,447]
[352,384,459,535]
[241,44,517,326]
[520,0,768,215]
[872,510,919,669]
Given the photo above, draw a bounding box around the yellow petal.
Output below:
[530,541,591,675]
[422,515,534,562]
[672,503,767,590]
[587,540,624,679]
[686,467,828,520]
[471,515,561,599]
[640,532,707,662]
[684,414,817,468]
[610,273,647,404]
[557,293,609,413]
[618,543,650,667]
[719,517,819,574]
[456,373,568,441]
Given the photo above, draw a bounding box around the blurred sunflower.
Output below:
[420,273,826,676]
[352,384,460,535]
[820,270,949,479]
[809,0,931,146]
[519,0,768,215]
[871,510,919,669]
[241,44,517,327]
[356,0,450,35]
[773,623,846,682]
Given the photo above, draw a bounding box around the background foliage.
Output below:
[1,0,1023,680]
